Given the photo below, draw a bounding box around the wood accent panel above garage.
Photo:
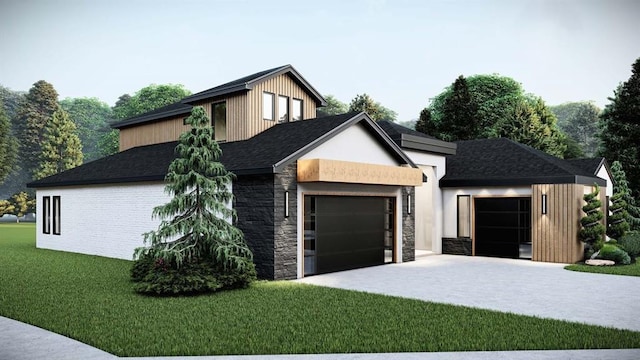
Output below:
[297,159,423,186]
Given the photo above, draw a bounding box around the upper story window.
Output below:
[263,92,274,121]
[293,98,303,121]
[212,102,227,142]
[278,96,289,123]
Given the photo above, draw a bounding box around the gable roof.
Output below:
[111,65,327,130]
[181,64,327,106]
[28,113,416,188]
[440,138,607,187]
[377,120,456,155]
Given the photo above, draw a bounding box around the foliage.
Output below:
[35,106,83,180]
[3,229,640,356]
[348,93,397,122]
[550,101,601,156]
[317,94,348,117]
[7,192,35,221]
[415,108,432,134]
[423,74,566,156]
[599,57,640,200]
[132,106,255,295]
[618,231,640,260]
[561,135,585,159]
[610,162,640,232]
[0,99,18,183]
[597,243,631,265]
[565,261,640,277]
[14,80,59,178]
[608,184,630,240]
[0,199,15,216]
[98,129,119,157]
[60,97,114,162]
[579,184,606,256]
[112,84,191,121]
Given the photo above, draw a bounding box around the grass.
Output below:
[1,223,639,356]
[565,261,640,277]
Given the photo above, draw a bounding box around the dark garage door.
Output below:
[475,197,531,259]
[304,195,394,276]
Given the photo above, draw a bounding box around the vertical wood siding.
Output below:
[119,115,190,151]
[531,184,584,263]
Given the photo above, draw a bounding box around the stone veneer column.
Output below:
[402,187,416,262]
[233,174,275,279]
[273,163,298,280]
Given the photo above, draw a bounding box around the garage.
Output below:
[303,195,395,276]
[474,197,531,259]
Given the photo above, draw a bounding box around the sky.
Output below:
[1,0,639,122]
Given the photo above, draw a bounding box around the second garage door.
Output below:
[303,195,395,276]
[475,197,531,259]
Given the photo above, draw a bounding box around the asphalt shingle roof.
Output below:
[28,113,363,188]
[440,138,606,187]
[566,158,605,176]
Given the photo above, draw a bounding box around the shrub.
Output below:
[618,231,640,260]
[598,243,631,265]
[131,256,256,296]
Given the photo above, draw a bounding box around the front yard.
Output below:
[1,223,639,357]
[565,262,640,277]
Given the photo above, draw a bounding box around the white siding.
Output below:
[596,165,613,198]
[300,123,398,165]
[442,187,532,238]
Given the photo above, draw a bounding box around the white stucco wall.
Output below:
[596,166,613,198]
[36,182,232,260]
[300,123,398,165]
[442,187,532,238]
[404,150,447,254]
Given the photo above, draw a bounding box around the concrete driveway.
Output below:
[296,255,640,332]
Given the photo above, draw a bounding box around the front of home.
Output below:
[28,65,611,279]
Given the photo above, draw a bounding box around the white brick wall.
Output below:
[36,182,172,260]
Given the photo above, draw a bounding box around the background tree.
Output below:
[8,191,35,222]
[579,184,606,258]
[35,106,83,180]
[0,99,18,183]
[132,106,255,295]
[14,81,59,178]
[415,108,432,134]
[60,97,114,162]
[0,86,26,198]
[599,57,640,198]
[112,84,191,120]
[550,101,601,156]
[348,93,397,122]
[608,187,629,240]
[0,199,15,217]
[561,136,585,159]
[317,95,348,117]
[610,161,640,231]
[422,74,566,156]
[441,75,477,141]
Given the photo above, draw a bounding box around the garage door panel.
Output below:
[475,198,531,259]
[475,213,519,227]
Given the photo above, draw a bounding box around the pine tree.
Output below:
[579,184,606,257]
[0,99,18,183]
[415,108,433,135]
[442,75,477,141]
[610,161,640,231]
[132,106,255,295]
[35,106,83,180]
[15,81,59,178]
[600,57,640,198]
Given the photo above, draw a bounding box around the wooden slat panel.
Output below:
[119,115,190,151]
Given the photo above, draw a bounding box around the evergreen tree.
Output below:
[600,57,640,198]
[60,97,114,162]
[35,106,83,180]
[415,108,433,134]
[348,93,397,122]
[442,75,477,141]
[132,106,255,295]
[610,161,640,231]
[0,99,18,183]
[15,81,59,178]
[317,95,348,117]
[579,184,606,257]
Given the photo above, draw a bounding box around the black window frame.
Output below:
[42,196,51,234]
[53,196,61,235]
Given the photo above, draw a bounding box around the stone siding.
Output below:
[442,237,473,256]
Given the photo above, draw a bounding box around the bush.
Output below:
[598,243,631,265]
[618,231,640,260]
[131,256,256,296]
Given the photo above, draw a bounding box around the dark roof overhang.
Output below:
[440,175,607,188]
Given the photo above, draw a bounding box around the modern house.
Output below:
[28,65,611,279]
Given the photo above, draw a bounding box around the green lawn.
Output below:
[1,223,639,356]
[565,261,640,277]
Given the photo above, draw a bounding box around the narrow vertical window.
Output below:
[263,92,274,120]
[53,196,61,235]
[457,195,470,238]
[293,98,303,121]
[212,102,227,141]
[278,95,289,123]
[42,196,51,234]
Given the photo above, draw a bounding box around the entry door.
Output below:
[474,197,531,259]
[304,196,395,276]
